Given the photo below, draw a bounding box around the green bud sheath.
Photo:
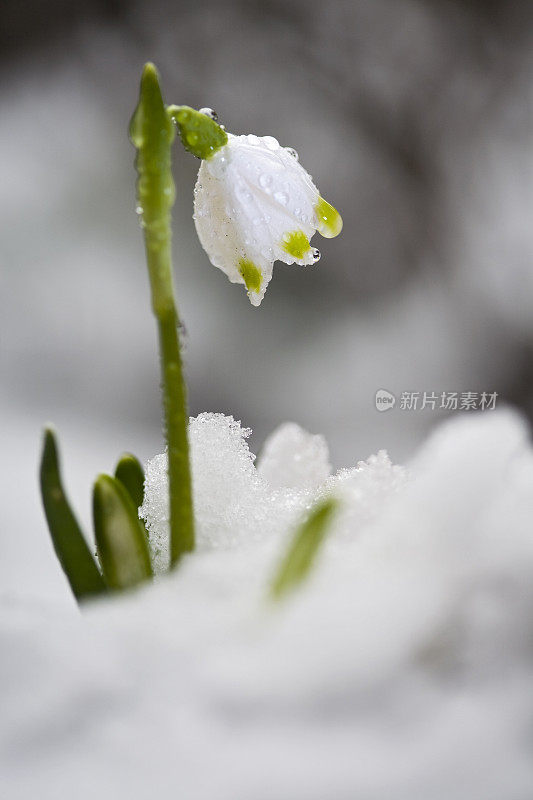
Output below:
[167,105,228,160]
[93,474,153,591]
[39,427,107,602]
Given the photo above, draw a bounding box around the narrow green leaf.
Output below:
[39,427,107,601]
[93,474,153,591]
[115,453,145,510]
[270,497,339,600]
[115,451,150,544]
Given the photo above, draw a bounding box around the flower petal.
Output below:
[193,132,339,305]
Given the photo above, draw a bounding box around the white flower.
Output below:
[192,133,342,306]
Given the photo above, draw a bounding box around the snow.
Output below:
[141,413,405,570]
[2,409,533,799]
[257,421,331,490]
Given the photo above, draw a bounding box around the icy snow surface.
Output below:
[2,409,533,799]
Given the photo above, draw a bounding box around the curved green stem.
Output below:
[130,63,194,564]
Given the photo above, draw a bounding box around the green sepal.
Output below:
[270,497,339,600]
[167,105,228,160]
[39,427,107,602]
[93,474,153,591]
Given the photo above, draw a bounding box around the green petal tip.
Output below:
[238,257,262,293]
[315,197,343,239]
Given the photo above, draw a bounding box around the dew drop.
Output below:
[285,147,299,160]
[135,205,143,215]
[274,190,289,205]
[312,248,321,261]
[258,173,273,190]
[199,107,218,121]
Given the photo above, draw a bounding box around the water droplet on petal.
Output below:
[274,190,289,205]
[285,147,299,160]
[312,248,321,261]
[258,173,273,190]
[135,206,143,215]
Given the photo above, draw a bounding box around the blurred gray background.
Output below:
[2,0,533,598]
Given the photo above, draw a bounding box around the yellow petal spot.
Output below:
[238,258,262,293]
[315,196,343,238]
[281,230,311,259]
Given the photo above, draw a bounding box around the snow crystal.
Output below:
[142,413,269,569]
[256,421,331,490]
[141,413,406,571]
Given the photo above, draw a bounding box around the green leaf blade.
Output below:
[115,453,145,510]
[93,474,153,591]
[115,451,150,545]
[270,497,339,601]
[39,427,107,602]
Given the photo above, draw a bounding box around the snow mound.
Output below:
[257,421,331,490]
[2,409,533,799]
[141,413,406,570]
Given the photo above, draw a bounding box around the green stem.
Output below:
[158,312,194,561]
[130,63,194,565]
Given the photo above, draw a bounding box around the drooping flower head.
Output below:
[169,106,343,306]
